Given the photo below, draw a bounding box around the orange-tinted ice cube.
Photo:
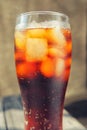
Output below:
[15,31,26,50]
[48,48,58,58]
[40,58,54,77]
[55,58,65,77]
[16,62,36,78]
[26,38,48,61]
[46,28,66,48]
[48,47,66,58]
[26,28,46,38]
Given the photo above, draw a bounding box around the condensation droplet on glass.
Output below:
[25,111,28,115]
[52,90,55,94]
[23,106,26,110]
[22,101,25,105]
[44,109,48,112]
[47,124,52,130]
[35,113,39,119]
[44,126,46,130]
[40,113,43,118]
[52,97,55,101]
[43,113,45,117]
[48,96,50,99]
[40,122,42,125]
[43,103,45,106]
[28,80,31,84]
[20,77,24,80]
[25,120,28,125]
[30,126,35,130]
[29,109,32,115]
[44,118,49,125]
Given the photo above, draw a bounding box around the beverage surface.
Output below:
[15,26,72,130]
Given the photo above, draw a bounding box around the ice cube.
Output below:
[40,58,54,77]
[46,28,66,48]
[48,48,58,57]
[16,62,36,78]
[48,47,66,58]
[26,38,48,61]
[55,58,65,77]
[15,31,26,50]
[27,28,46,38]
[55,28,67,47]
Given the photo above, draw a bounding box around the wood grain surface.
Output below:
[0,95,86,130]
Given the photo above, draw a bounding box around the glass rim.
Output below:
[17,11,69,21]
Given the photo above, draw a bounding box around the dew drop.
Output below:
[25,111,28,115]
[29,109,32,115]
[44,109,48,112]
[30,126,35,130]
[25,120,28,125]
[47,124,52,130]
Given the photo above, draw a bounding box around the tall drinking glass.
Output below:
[14,11,72,130]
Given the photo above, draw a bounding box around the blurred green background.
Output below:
[0,0,87,127]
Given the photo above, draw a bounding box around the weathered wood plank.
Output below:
[63,110,87,130]
[2,96,23,130]
[0,99,6,130]
[0,96,86,130]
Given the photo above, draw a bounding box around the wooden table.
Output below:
[0,95,86,130]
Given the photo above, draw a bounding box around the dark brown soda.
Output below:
[15,27,72,130]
